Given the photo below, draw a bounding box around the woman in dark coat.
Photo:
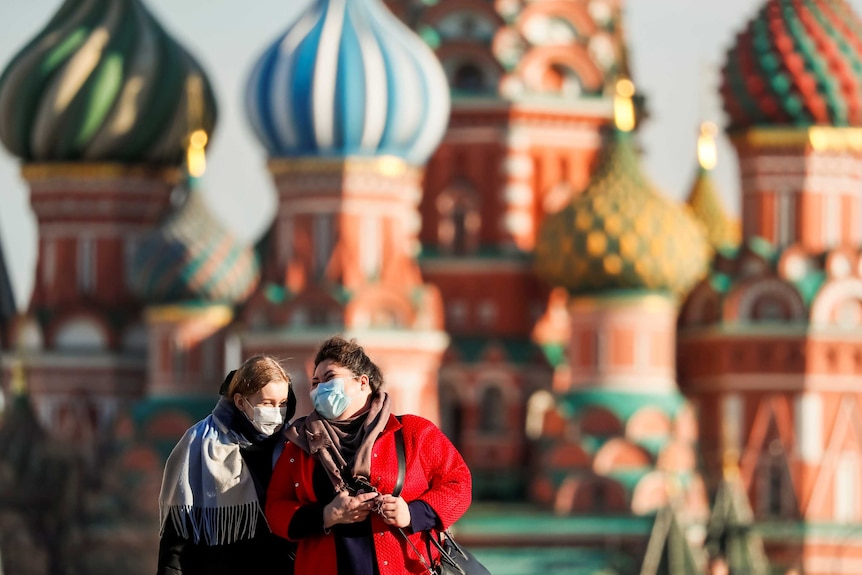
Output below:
[157,354,297,575]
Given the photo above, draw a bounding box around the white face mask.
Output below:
[244,397,288,436]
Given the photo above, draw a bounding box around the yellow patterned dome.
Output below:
[686,123,740,253]
[536,130,710,296]
[686,168,741,253]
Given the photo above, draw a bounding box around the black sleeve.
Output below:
[407,500,439,534]
[287,502,329,539]
[156,520,186,575]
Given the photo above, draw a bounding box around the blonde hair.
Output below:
[225,355,291,397]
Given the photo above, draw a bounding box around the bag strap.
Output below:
[392,420,436,575]
[391,420,466,575]
[393,417,405,498]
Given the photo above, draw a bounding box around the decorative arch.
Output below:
[438,44,504,93]
[51,313,110,350]
[631,471,670,515]
[593,438,652,474]
[810,278,862,327]
[436,9,498,42]
[285,288,345,328]
[13,315,43,351]
[522,14,579,46]
[346,285,416,329]
[436,177,481,255]
[738,394,798,516]
[678,280,722,326]
[579,405,623,438]
[626,406,672,442]
[545,443,591,468]
[438,376,465,445]
[803,395,862,517]
[477,384,506,435]
[420,0,505,34]
[554,473,627,514]
[518,1,598,41]
[724,278,806,322]
[516,45,604,95]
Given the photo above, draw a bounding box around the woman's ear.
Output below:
[360,373,371,391]
[233,392,246,412]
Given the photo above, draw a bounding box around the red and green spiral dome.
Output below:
[721,0,862,130]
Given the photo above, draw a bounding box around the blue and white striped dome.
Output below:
[244,0,450,166]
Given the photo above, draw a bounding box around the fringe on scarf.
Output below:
[164,502,260,546]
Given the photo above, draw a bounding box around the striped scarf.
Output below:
[158,396,262,545]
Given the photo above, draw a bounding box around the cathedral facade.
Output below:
[1,0,862,574]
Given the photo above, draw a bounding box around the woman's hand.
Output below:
[323,491,380,528]
[376,494,410,528]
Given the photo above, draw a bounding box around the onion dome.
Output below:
[686,124,741,252]
[536,129,710,296]
[130,190,260,305]
[721,0,862,130]
[0,0,217,163]
[244,0,449,165]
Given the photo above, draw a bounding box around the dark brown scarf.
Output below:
[286,391,391,491]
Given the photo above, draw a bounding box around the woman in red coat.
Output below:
[266,336,472,575]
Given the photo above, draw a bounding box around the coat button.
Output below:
[294,483,299,487]
[290,458,295,463]
[374,453,378,457]
[383,561,388,566]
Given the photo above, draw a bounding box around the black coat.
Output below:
[156,427,296,575]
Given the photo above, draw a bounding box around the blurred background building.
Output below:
[1,0,861,574]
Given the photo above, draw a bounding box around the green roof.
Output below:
[448,336,543,365]
[456,503,655,539]
[469,546,636,575]
[558,388,687,422]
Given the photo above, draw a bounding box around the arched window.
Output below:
[439,381,464,447]
[453,63,485,92]
[524,15,578,46]
[543,64,582,97]
[479,385,505,434]
[757,439,795,519]
[437,11,497,41]
[55,318,107,350]
[437,180,480,255]
[313,214,335,279]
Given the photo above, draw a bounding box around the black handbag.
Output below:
[427,529,491,575]
[392,425,491,575]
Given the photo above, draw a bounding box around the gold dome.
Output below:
[536,130,710,296]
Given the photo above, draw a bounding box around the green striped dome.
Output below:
[0,0,217,163]
[535,131,710,296]
[130,189,260,305]
[721,0,862,129]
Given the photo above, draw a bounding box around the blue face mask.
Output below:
[311,378,353,420]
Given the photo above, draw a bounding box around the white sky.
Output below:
[2,0,857,309]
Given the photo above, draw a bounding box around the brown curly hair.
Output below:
[313,336,384,393]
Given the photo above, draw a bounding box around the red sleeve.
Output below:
[265,442,305,540]
[404,415,472,530]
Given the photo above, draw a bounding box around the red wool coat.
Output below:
[266,413,472,575]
